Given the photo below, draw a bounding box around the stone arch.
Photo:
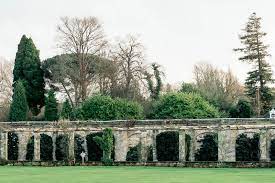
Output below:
[195,132,218,161]
[55,134,69,161]
[156,131,179,161]
[236,132,260,161]
[8,132,18,160]
[40,133,53,161]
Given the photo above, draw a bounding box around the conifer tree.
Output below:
[44,90,58,121]
[13,35,45,115]
[60,99,72,120]
[9,80,28,121]
[234,13,273,115]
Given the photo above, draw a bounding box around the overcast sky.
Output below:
[1,0,275,84]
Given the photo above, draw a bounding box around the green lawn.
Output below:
[0,166,274,183]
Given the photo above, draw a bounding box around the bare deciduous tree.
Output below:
[56,17,107,104]
[193,63,244,113]
[111,36,146,100]
[0,58,13,105]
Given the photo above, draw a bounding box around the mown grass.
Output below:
[0,166,274,183]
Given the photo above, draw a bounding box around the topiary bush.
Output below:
[40,134,53,161]
[195,134,218,161]
[149,92,219,119]
[156,131,179,161]
[26,136,34,161]
[270,139,275,161]
[126,143,141,162]
[80,95,143,120]
[236,133,260,161]
[8,132,18,160]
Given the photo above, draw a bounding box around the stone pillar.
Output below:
[114,130,128,161]
[18,132,29,161]
[139,132,147,162]
[83,136,88,161]
[52,132,57,161]
[178,130,186,162]
[188,129,196,161]
[218,129,237,162]
[33,132,40,161]
[152,130,158,162]
[68,132,75,161]
[260,129,269,162]
[0,132,8,160]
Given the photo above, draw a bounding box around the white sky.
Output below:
[1,0,275,84]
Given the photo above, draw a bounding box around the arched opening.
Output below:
[40,134,53,161]
[74,134,85,162]
[195,133,218,161]
[8,132,18,160]
[26,136,34,161]
[156,131,179,161]
[56,134,69,161]
[269,139,275,161]
[236,133,260,161]
[86,132,103,161]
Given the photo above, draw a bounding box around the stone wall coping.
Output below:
[1,118,275,128]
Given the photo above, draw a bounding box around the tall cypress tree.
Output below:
[45,90,59,121]
[9,80,28,121]
[61,99,72,120]
[234,13,273,115]
[13,35,45,115]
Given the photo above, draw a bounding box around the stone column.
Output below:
[218,129,237,162]
[152,130,158,162]
[83,135,88,161]
[33,132,40,161]
[139,132,147,162]
[178,130,186,162]
[260,129,270,162]
[114,130,128,161]
[0,132,8,160]
[18,132,29,161]
[68,132,75,161]
[52,132,57,161]
[188,129,196,161]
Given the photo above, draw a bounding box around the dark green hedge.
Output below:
[149,92,219,119]
[156,131,179,161]
[236,133,260,161]
[80,95,144,121]
[195,134,218,161]
[40,134,53,161]
[8,132,18,160]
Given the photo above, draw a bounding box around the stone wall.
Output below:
[0,118,275,162]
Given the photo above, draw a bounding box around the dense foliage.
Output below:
[150,93,219,119]
[61,99,73,120]
[8,132,18,160]
[26,136,34,161]
[236,133,260,161]
[74,135,85,162]
[80,95,143,120]
[126,144,141,162]
[44,90,58,121]
[229,99,253,118]
[93,128,114,164]
[195,134,218,161]
[9,81,28,121]
[13,35,45,115]
[86,132,103,161]
[40,134,53,161]
[56,135,69,161]
[156,131,179,161]
[270,139,275,161]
